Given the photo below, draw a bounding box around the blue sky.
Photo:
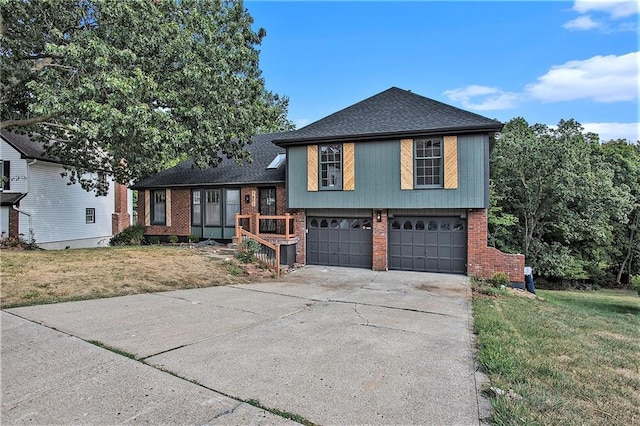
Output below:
[246,1,639,142]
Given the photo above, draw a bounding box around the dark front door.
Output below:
[259,187,277,233]
[388,217,467,274]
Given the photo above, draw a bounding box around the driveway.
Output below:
[2,266,486,425]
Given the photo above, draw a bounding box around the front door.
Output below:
[259,187,276,233]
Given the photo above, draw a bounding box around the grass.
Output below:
[473,288,640,425]
[0,246,262,309]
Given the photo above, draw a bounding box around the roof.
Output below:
[131,132,288,189]
[0,192,27,206]
[1,130,60,163]
[273,87,503,146]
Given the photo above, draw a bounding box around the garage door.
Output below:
[388,217,466,273]
[307,217,372,268]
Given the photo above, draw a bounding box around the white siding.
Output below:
[0,139,28,193]
[18,161,115,248]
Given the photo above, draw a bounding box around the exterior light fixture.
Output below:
[376,210,382,222]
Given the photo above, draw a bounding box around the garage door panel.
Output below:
[307,217,372,268]
[389,216,467,274]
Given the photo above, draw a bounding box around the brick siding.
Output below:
[138,189,191,236]
[372,209,388,271]
[8,208,19,237]
[111,182,130,235]
[467,209,525,283]
[293,209,306,265]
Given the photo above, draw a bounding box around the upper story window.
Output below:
[85,208,95,224]
[319,144,342,190]
[151,189,166,225]
[415,138,443,188]
[1,160,9,191]
[267,153,286,169]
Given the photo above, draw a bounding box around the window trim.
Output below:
[150,189,167,225]
[85,208,96,224]
[414,138,443,189]
[318,144,343,190]
[1,160,9,191]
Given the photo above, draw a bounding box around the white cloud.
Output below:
[443,85,520,111]
[563,15,601,30]
[525,51,639,103]
[573,0,639,19]
[581,122,640,142]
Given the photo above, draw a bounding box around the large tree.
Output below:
[1,0,291,194]
[490,118,633,284]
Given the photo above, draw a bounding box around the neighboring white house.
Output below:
[0,131,131,249]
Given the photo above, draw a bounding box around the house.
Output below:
[132,87,524,282]
[0,131,131,249]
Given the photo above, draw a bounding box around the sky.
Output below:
[245,0,639,142]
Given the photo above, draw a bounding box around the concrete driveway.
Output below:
[2,266,486,425]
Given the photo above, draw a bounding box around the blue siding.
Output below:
[287,135,488,209]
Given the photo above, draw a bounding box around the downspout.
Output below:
[16,159,38,243]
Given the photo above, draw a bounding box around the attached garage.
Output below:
[307,217,373,268]
[388,217,467,274]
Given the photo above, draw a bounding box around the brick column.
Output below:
[8,208,19,238]
[111,182,131,235]
[293,209,306,265]
[372,209,388,271]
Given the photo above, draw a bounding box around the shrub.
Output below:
[188,234,199,243]
[631,275,640,296]
[492,272,510,288]
[0,231,39,250]
[149,236,160,245]
[236,238,261,263]
[110,224,146,246]
[168,235,179,244]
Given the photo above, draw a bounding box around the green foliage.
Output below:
[236,238,261,263]
[490,118,637,286]
[1,0,293,195]
[109,224,146,246]
[492,272,510,288]
[168,235,179,244]
[631,275,640,295]
[188,234,199,243]
[0,231,39,250]
[148,236,160,245]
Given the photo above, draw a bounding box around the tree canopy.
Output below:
[1,0,292,194]
[490,117,639,287]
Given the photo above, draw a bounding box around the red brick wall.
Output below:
[240,184,287,216]
[293,209,306,265]
[467,209,525,283]
[111,182,130,235]
[8,208,19,237]
[138,189,191,236]
[372,209,388,271]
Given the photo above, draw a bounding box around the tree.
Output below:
[1,0,292,195]
[490,118,633,284]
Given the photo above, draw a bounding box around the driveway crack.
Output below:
[353,304,369,326]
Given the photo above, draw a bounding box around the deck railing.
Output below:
[236,227,280,276]
[234,213,295,240]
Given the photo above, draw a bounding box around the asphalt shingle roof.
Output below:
[1,130,59,163]
[131,132,288,189]
[273,87,503,145]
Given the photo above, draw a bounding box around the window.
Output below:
[319,144,342,189]
[1,161,9,191]
[97,173,108,195]
[267,153,286,169]
[86,208,95,224]
[192,190,201,226]
[225,189,240,227]
[151,189,166,225]
[415,138,443,187]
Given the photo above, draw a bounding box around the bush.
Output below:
[188,234,199,243]
[0,231,39,250]
[631,275,640,296]
[168,235,179,244]
[110,224,146,246]
[236,238,261,263]
[149,236,160,245]
[492,272,510,288]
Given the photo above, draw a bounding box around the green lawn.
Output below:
[473,289,640,425]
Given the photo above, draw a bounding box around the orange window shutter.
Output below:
[307,145,318,192]
[444,136,458,189]
[400,139,414,190]
[343,143,355,190]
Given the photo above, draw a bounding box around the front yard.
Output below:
[0,246,262,309]
[473,287,640,425]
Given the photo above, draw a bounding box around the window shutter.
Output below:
[444,136,458,189]
[400,139,413,190]
[166,189,172,226]
[2,161,10,190]
[144,191,151,226]
[307,145,318,192]
[343,143,355,191]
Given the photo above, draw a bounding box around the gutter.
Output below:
[12,204,33,242]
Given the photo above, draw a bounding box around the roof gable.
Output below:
[132,132,288,189]
[1,130,60,163]
[273,87,503,145]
